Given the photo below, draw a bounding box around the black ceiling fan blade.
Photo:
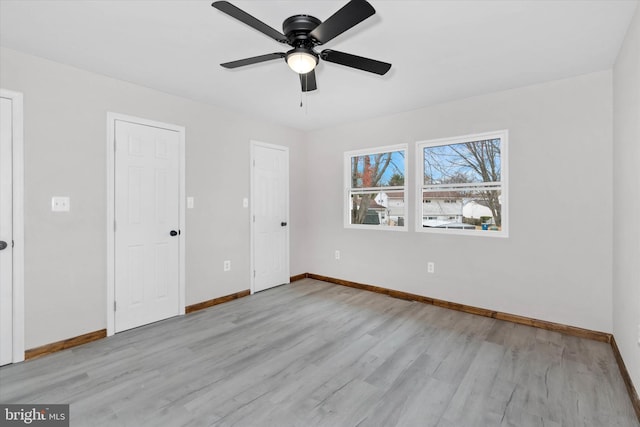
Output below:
[321,49,391,75]
[212,1,288,44]
[309,0,375,45]
[299,70,317,92]
[221,52,285,69]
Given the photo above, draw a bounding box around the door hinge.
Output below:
[114,301,117,311]
[253,270,256,278]
[253,215,255,222]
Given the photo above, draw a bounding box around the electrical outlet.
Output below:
[427,262,435,274]
[51,196,70,212]
[335,250,340,260]
[223,260,231,272]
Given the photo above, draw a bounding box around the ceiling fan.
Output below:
[211,0,392,92]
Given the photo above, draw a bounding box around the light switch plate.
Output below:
[187,197,194,209]
[51,196,70,212]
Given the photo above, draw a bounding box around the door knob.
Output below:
[170,230,179,236]
[0,241,7,250]
[281,222,287,227]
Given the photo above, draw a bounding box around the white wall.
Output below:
[305,71,614,333]
[613,4,640,394]
[0,47,307,349]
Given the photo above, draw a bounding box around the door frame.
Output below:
[106,112,186,336]
[249,140,290,294]
[0,88,24,363]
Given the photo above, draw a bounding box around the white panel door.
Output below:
[0,97,13,365]
[114,120,180,332]
[252,142,289,293]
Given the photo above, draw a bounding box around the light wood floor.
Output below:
[1,279,638,427]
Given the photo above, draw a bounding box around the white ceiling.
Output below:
[0,0,637,131]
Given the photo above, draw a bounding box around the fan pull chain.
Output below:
[300,73,305,108]
[300,94,308,113]
[299,74,308,114]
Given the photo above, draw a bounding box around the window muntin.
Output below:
[345,145,407,230]
[417,131,507,236]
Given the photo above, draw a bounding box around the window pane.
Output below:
[350,190,405,227]
[423,139,501,186]
[351,150,405,188]
[421,188,502,230]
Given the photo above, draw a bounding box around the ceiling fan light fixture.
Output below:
[213,0,391,92]
[286,48,318,74]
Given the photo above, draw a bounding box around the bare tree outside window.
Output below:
[423,139,501,226]
[347,147,406,227]
[419,131,507,235]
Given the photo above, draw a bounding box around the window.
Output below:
[345,144,407,230]
[416,130,508,236]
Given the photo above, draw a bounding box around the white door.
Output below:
[114,120,181,332]
[252,142,290,293]
[0,97,13,365]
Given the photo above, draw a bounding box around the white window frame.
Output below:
[416,130,508,238]
[344,143,408,231]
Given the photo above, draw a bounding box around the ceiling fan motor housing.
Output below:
[283,15,322,47]
[283,15,321,72]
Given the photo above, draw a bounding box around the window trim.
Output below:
[344,143,409,231]
[415,130,509,238]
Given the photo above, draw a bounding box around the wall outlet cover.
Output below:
[427,262,435,274]
[51,196,70,212]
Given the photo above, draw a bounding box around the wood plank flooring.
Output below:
[1,279,638,427]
